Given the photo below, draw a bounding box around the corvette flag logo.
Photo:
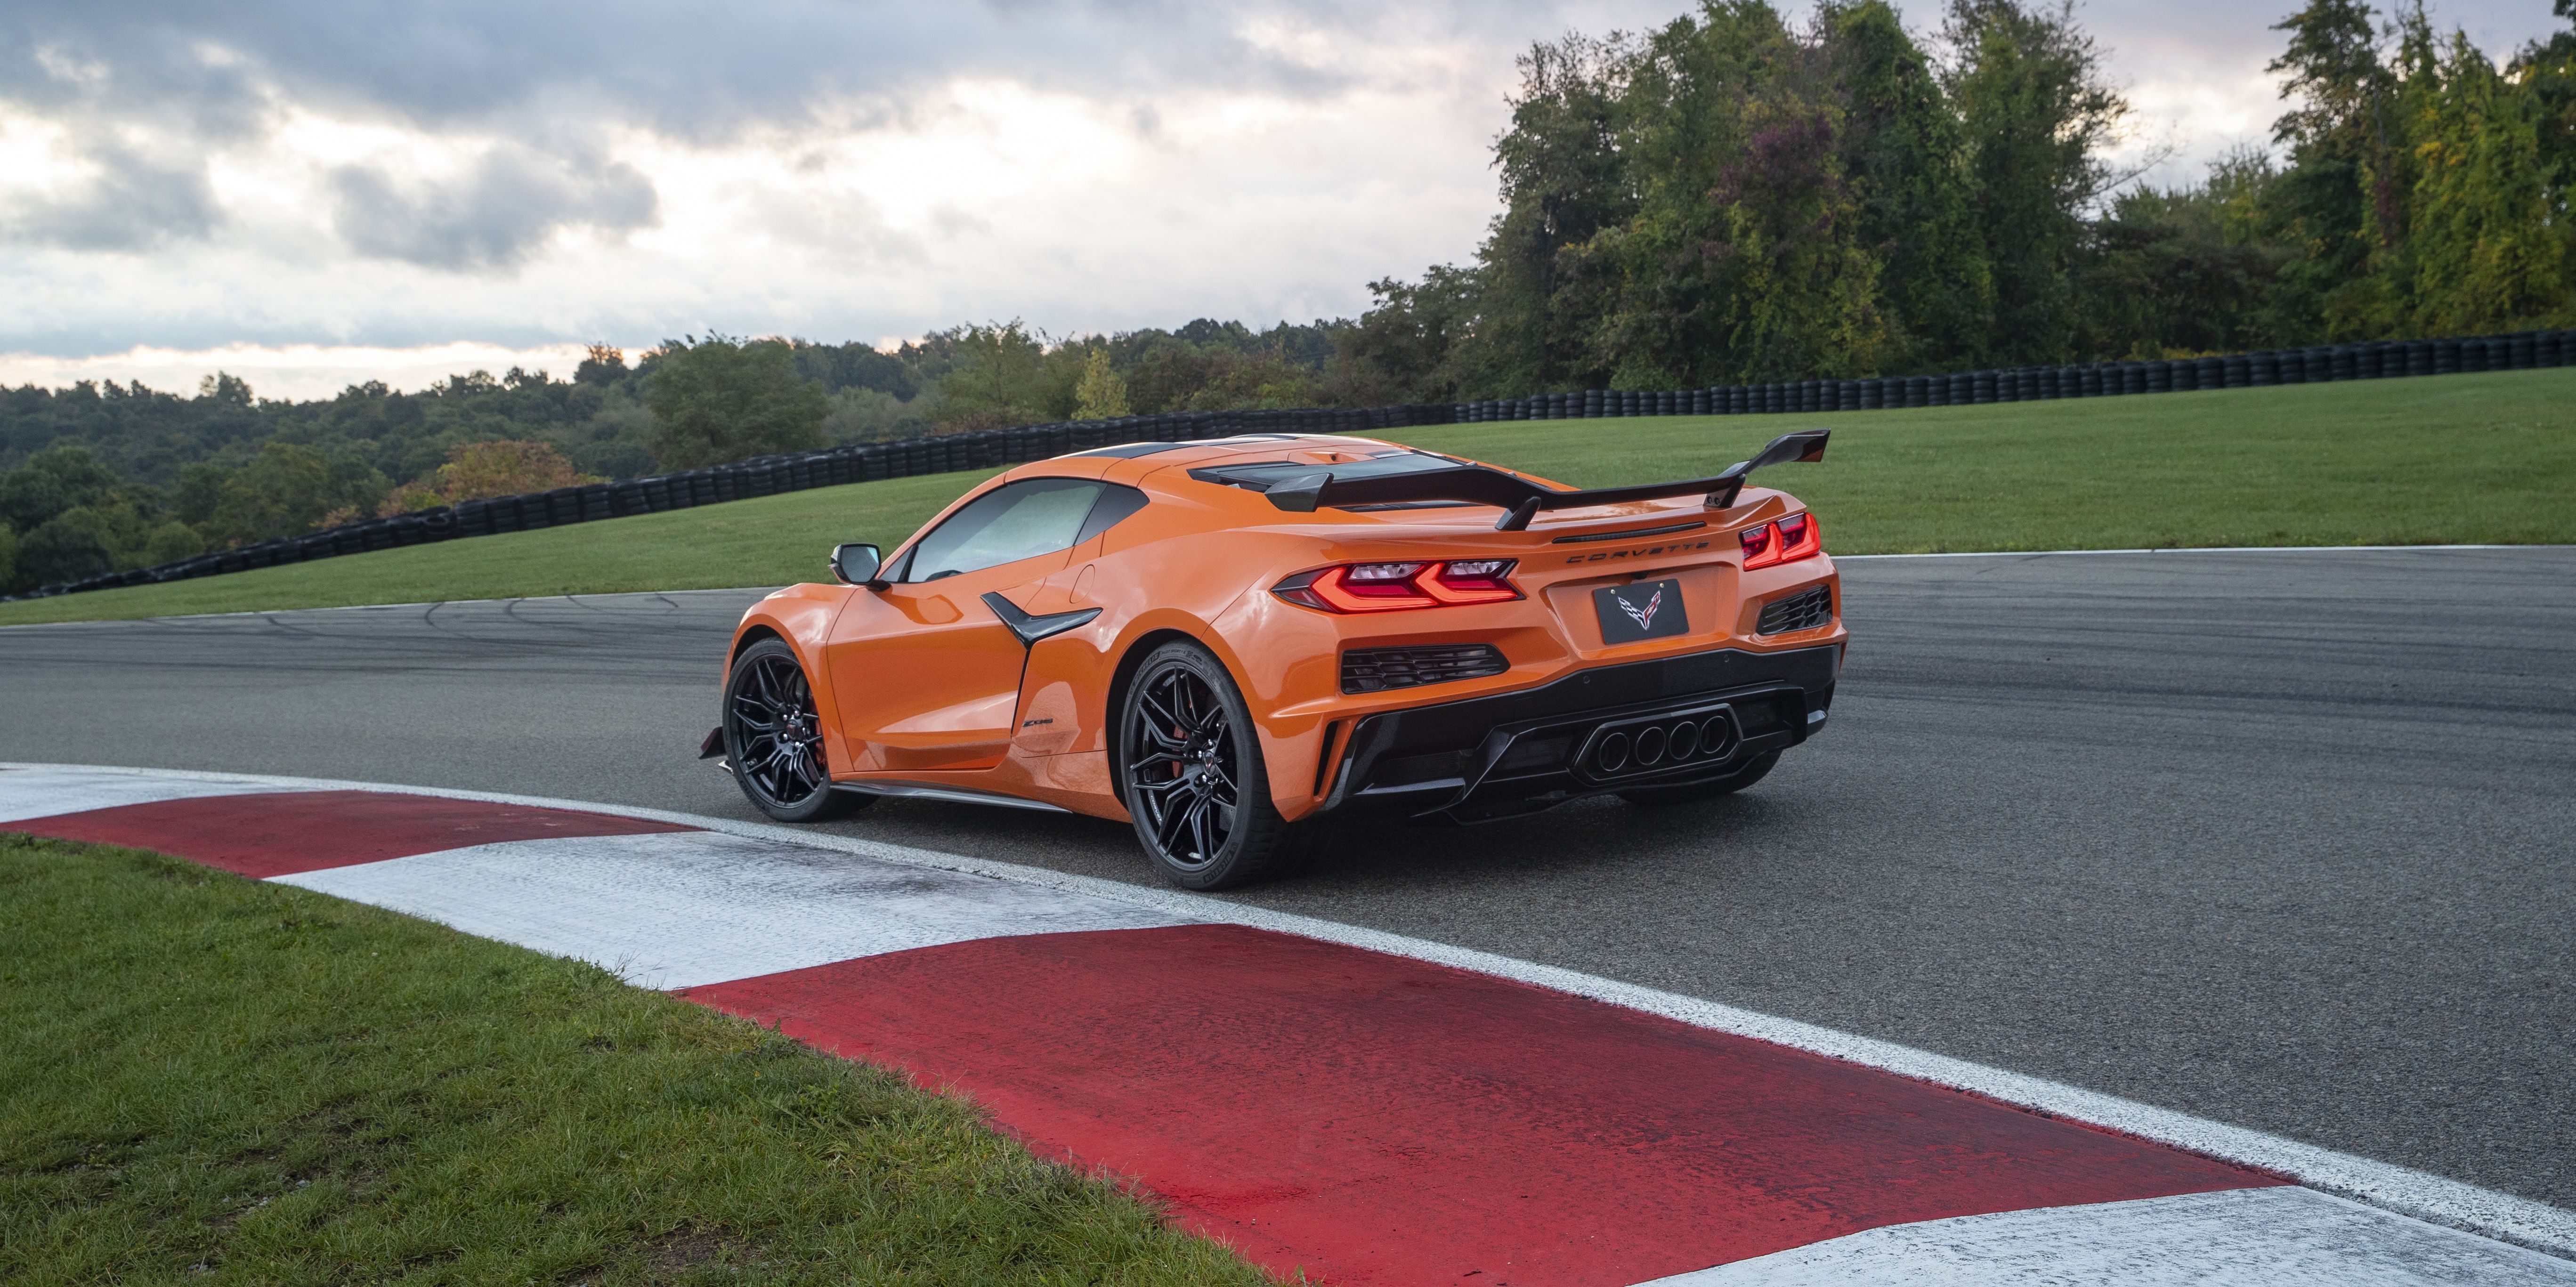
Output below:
[1593,577,1686,643]
[1616,587,1662,630]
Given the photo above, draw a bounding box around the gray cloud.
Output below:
[0,1,1447,146]
[6,144,223,251]
[330,146,658,272]
[0,0,1523,264]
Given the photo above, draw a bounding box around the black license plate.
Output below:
[1594,578,1687,644]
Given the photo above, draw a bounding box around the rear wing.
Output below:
[1195,429,1830,531]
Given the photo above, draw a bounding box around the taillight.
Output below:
[1740,513,1823,570]
[1274,559,1523,613]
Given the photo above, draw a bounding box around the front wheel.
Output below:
[1616,750,1780,807]
[723,638,867,823]
[1119,641,1318,890]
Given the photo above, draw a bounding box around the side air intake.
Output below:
[1755,584,1834,635]
[1341,644,1508,694]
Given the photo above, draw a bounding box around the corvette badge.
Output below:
[1594,578,1687,644]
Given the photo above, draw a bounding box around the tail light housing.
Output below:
[1740,512,1822,570]
[1274,559,1522,613]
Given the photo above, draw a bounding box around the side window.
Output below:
[1076,484,1151,544]
[900,478,1105,582]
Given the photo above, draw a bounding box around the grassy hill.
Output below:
[4,368,2569,627]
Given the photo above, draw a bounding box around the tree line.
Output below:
[1335,0,2576,400]
[3,0,2568,595]
[0,322,1346,593]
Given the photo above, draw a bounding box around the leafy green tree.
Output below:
[1829,0,1993,370]
[2517,1,2576,186]
[821,387,935,443]
[380,440,603,515]
[202,443,389,546]
[644,336,830,469]
[2082,150,2297,357]
[1335,266,1490,403]
[1072,347,1132,419]
[0,445,122,532]
[1944,0,2128,364]
[2263,0,2404,335]
[0,523,17,591]
[16,507,114,588]
[2396,24,2572,331]
[931,323,1082,429]
[170,461,229,528]
[140,521,204,565]
[1567,3,1891,385]
[573,344,629,387]
[1475,32,1643,393]
[1126,347,1320,412]
[196,372,254,406]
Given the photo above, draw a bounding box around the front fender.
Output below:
[730,583,858,771]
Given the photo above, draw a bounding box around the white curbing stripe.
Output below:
[1640,1188,2576,1286]
[0,765,323,824]
[6,761,2572,1263]
[277,829,1186,989]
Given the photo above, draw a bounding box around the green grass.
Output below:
[6,368,2571,627]
[0,834,1272,1287]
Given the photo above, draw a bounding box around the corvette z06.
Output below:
[707,429,1846,889]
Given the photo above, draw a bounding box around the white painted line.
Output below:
[7,761,2572,1263]
[1638,1187,2576,1286]
[275,829,1186,989]
[0,765,315,825]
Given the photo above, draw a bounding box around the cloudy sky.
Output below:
[0,0,2562,399]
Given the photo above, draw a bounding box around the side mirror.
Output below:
[830,542,883,587]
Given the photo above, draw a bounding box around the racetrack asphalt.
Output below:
[4,547,2570,1213]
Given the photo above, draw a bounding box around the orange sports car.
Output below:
[706,429,1845,888]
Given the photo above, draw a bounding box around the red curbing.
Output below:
[684,924,2276,1287]
[10,788,696,878]
[21,772,2560,1285]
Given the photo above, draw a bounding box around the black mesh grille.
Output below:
[1341,643,1508,694]
[1755,584,1833,635]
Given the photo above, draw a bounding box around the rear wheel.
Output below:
[724,638,867,823]
[1616,750,1780,807]
[1120,641,1318,890]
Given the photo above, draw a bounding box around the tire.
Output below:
[1118,640,1320,890]
[723,638,867,823]
[1616,750,1780,807]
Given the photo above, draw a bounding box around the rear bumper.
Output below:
[1317,644,1839,824]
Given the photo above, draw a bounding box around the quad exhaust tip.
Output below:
[1583,706,1742,779]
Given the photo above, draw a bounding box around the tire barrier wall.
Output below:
[15,327,2575,602]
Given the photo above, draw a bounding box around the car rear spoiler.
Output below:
[1236,429,1829,530]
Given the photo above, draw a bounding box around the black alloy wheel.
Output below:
[724,638,865,822]
[1120,641,1317,890]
